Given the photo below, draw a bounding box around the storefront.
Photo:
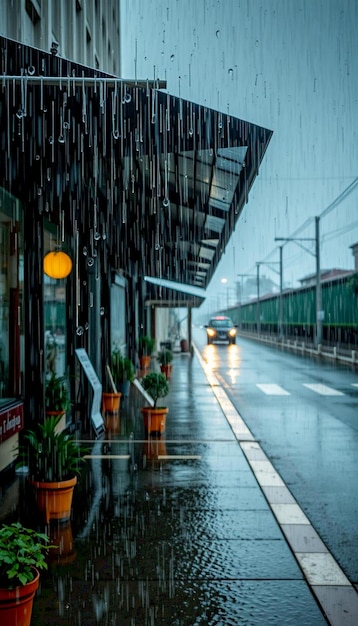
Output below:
[0,35,271,472]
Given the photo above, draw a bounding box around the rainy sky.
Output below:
[120,0,358,303]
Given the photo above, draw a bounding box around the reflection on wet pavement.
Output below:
[1,356,328,625]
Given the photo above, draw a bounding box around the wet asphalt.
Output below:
[2,339,358,624]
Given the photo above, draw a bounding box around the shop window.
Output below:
[0,189,23,400]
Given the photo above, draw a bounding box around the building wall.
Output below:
[0,0,120,75]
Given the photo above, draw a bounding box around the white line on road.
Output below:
[256,383,291,395]
[303,383,344,396]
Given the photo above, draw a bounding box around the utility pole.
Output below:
[315,216,323,346]
[275,216,322,348]
[279,246,283,340]
[237,273,256,328]
[255,262,280,336]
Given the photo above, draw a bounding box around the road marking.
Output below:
[303,383,344,396]
[193,343,358,624]
[256,383,290,395]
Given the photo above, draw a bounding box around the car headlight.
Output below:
[207,328,216,337]
[228,328,237,337]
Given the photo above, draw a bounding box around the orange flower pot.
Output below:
[30,476,77,523]
[160,363,173,380]
[139,355,151,370]
[102,392,121,413]
[141,407,168,435]
[0,568,39,626]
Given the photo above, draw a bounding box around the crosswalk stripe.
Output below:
[256,384,290,396]
[303,383,344,396]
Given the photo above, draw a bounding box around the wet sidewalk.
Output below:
[0,350,341,624]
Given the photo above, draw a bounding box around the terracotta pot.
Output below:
[139,355,151,370]
[160,363,173,380]
[141,407,168,435]
[0,568,39,626]
[30,476,77,523]
[102,392,121,413]
[45,410,66,433]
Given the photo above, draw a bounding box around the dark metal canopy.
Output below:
[0,36,272,308]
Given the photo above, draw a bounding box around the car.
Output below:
[205,316,238,345]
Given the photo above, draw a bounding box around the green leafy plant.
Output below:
[157,348,173,365]
[45,372,71,413]
[141,372,169,408]
[0,522,54,588]
[138,335,156,357]
[17,414,87,482]
[111,347,135,385]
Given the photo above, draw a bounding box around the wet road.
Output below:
[193,326,358,589]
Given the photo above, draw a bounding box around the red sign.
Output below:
[0,403,24,443]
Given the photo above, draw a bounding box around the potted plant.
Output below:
[45,372,71,432]
[17,414,88,523]
[157,348,174,380]
[111,347,135,397]
[138,335,156,370]
[0,522,53,626]
[141,372,169,435]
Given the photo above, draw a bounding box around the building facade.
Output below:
[0,6,271,472]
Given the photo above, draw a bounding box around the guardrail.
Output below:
[237,331,358,367]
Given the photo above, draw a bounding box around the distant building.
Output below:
[299,269,353,287]
[350,243,358,271]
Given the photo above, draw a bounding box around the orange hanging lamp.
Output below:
[43,251,72,279]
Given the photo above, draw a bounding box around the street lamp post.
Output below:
[237,274,256,329]
[275,215,322,347]
[256,261,280,336]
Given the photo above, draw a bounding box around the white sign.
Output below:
[133,378,154,407]
[75,348,104,435]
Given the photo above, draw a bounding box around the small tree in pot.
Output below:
[141,372,169,435]
[157,348,173,380]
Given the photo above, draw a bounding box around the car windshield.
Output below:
[209,318,234,328]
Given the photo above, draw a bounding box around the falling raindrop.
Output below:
[162,197,169,207]
[94,231,101,241]
[228,68,233,77]
[58,134,65,143]
[76,326,84,336]
[170,54,174,61]
[216,30,220,38]
[100,307,105,316]
[16,109,23,119]
[113,129,119,139]
[189,128,193,136]
[102,232,107,240]
[85,322,89,330]
[125,92,131,103]
[27,65,35,75]
[35,154,40,160]
[87,257,94,267]
[63,121,70,130]
[83,246,88,256]
[48,136,54,144]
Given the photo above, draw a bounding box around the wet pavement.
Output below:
[1,350,356,624]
